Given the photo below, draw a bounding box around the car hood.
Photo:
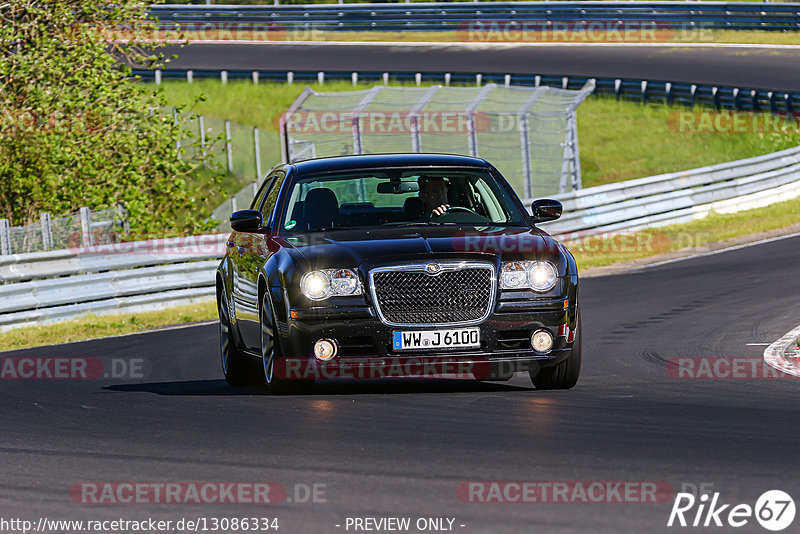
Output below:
[280,225,563,271]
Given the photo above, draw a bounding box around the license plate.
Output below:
[393,328,480,350]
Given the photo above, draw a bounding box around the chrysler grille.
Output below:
[370,263,495,326]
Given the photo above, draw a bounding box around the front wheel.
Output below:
[261,293,312,395]
[530,310,582,390]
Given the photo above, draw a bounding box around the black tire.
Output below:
[530,310,582,390]
[218,296,256,386]
[261,293,313,395]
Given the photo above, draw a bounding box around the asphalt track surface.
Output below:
[158,42,800,91]
[2,235,800,533]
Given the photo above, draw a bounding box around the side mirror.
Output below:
[230,210,263,232]
[530,199,562,223]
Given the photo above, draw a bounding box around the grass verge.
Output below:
[0,300,217,352]
[162,80,800,188]
[569,196,800,270]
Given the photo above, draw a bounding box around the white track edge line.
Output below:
[764,323,800,377]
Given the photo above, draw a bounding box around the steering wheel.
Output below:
[437,206,480,216]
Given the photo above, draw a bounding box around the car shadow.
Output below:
[104,378,533,396]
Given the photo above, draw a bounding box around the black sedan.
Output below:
[216,154,580,394]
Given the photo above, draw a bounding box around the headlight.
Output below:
[500,261,558,292]
[300,269,362,301]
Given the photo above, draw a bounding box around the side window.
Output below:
[250,170,286,213]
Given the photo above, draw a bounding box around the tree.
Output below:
[0,0,215,235]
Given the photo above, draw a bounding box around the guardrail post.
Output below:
[690,85,697,108]
[712,87,720,110]
[221,70,228,84]
[186,70,193,84]
[476,74,483,87]
[351,72,358,86]
[40,212,52,251]
[317,72,325,85]
[444,73,451,86]
[641,81,648,104]
[382,72,389,85]
[751,90,760,113]
[287,71,294,85]
[768,92,776,114]
[155,69,161,85]
[666,82,673,106]
[785,93,795,123]
[0,219,10,256]
[254,127,262,179]
[252,71,259,84]
[504,74,511,87]
[562,76,568,90]
[225,120,234,173]
[415,73,422,86]
[614,79,621,100]
[732,87,740,110]
[79,207,92,248]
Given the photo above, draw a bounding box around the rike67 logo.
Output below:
[668,490,795,531]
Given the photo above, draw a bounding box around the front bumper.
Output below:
[275,291,577,379]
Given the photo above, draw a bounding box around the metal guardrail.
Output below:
[150,2,800,32]
[138,69,800,114]
[534,144,800,236]
[0,235,227,331]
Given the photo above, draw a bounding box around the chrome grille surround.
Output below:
[369,261,496,327]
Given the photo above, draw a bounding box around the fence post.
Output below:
[254,127,263,179]
[199,114,207,160]
[225,120,234,173]
[40,212,52,251]
[79,207,92,248]
[0,219,10,256]
[173,107,181,157]
[519,112,532,199]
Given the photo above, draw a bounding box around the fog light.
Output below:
[531,330,554,353]
[314,339,338,361]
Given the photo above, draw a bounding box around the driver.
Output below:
[418,175,450,217]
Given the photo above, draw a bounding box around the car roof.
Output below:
[290,153,492,176]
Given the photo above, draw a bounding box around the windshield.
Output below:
[279,167,527,233]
